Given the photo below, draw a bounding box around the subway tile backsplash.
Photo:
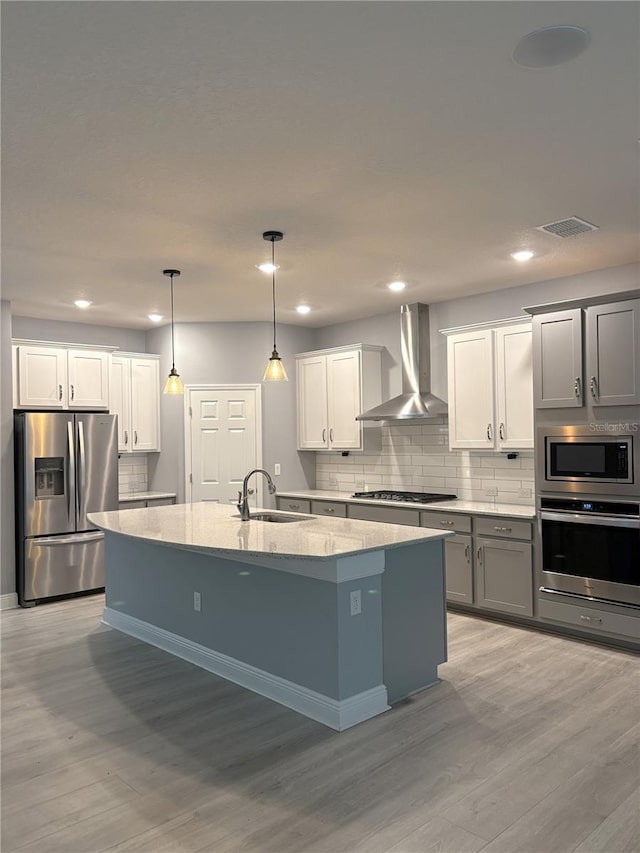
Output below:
[118,454,148,494]
[316,419,535,505]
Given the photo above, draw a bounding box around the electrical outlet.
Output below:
[484,486,498,497]
[193,591,201,612]
[518,487,532,498]
[274,463,281,476]
[350,589,362,616]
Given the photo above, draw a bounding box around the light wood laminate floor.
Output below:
[1,595,638,853]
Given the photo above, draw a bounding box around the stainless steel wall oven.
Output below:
[539,497,640,607]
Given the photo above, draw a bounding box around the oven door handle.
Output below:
[540,510,640,529]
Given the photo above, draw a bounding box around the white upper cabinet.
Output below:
[296,345,382,451]
[495,325,534,450]
[447,330,495,449]
[586,299,640,407]
[67,349,110,409]
[444,321,533,451]
[13,342,111,410]
[110,354,160,453]
[532,298,640,409]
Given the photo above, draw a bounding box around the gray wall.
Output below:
[12,316,147,352]
[1,302,15,596]
[146,320,318,501]
[317,262,640,403]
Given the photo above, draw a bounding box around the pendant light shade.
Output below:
[261,231,288,382]
[162,269,184,395]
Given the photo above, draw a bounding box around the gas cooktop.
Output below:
[351,490,457,504]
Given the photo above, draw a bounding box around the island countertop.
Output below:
[89,501,452,563]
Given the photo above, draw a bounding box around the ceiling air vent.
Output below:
[536,216,599,238]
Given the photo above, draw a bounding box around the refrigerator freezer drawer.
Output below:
[23,532,105,602]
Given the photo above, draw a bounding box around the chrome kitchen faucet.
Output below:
[237,469,277,521]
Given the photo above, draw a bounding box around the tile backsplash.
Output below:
[118,455,148,494]
[316,419,535,505]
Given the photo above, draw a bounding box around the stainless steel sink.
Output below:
[249,512,310,523]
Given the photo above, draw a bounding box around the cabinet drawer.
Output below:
[348,504,420,526]
[475,516,533,540]
[311,500,347,518]
[147,498,175,507]
[277,498,311,514]
[119,500,146,509]
[538,598,640,641]
[421,511,471,533]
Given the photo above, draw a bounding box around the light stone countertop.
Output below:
[89,501,451,562]
[118,491,177,503]
[278,489,537,520]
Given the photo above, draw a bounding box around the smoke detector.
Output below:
[535,216,599,238]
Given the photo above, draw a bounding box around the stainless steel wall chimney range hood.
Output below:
[357,303,448,421]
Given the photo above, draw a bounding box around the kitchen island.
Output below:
[88,502,452,730]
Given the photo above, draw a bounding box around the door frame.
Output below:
[184,384,263,505]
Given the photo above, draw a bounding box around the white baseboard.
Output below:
[1,593,19,610]
[102,607,389,731]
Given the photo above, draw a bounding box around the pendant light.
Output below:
[262,230,288,382]
[162,269,184,395]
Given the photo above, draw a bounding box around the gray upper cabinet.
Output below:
[586,300,640,407]
[532,298,640,410]
[532,309,583,408]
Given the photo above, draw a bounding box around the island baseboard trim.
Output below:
[102,607,390,731]
[0,593,18,610]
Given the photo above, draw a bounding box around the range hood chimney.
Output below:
[356,303,447,421]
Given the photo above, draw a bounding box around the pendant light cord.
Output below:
[271,239,277,352]
[170,273,176,370]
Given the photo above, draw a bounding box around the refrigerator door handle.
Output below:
[78,420,86,522]
[67,420,75,523]
[35,532,104,546]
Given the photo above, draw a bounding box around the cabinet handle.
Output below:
[589,376,599,399]
[574,377,581,398]
[289,504,299,510]
[134,430,138,445]
[322,428,326,442]
[580,614,603,625]
[58,384,63,401]
[325,507,335,513]
[494,526,512,533]
[464,544,470,562]
[124,430,128,445]
[70,384,75,400]
[477,546,483,564]
[440,520,455,526]
[499,422,505,441]
[329,428,334,442]
[486,423,492,441]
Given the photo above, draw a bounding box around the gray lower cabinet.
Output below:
[310,500,347,518]
[347,504,420,526]
[444,534,473,604]
[118,496,176,510]
[277,497,311,513]
[476,537,533,617]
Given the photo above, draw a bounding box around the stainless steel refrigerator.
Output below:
[14,412,118,606]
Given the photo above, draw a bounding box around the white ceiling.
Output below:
[2,1,638,330]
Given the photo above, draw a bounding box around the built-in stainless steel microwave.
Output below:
[537,426,638,497]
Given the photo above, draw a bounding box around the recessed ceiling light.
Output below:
[296,305,311,315]
[257,263,280,274]
[74,299,92,309]
[511,250,535,262]
[148,313,163,322]
[513,26,590,69]
[387,280,407,292]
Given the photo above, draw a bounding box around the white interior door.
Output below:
[186,386,261,507]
